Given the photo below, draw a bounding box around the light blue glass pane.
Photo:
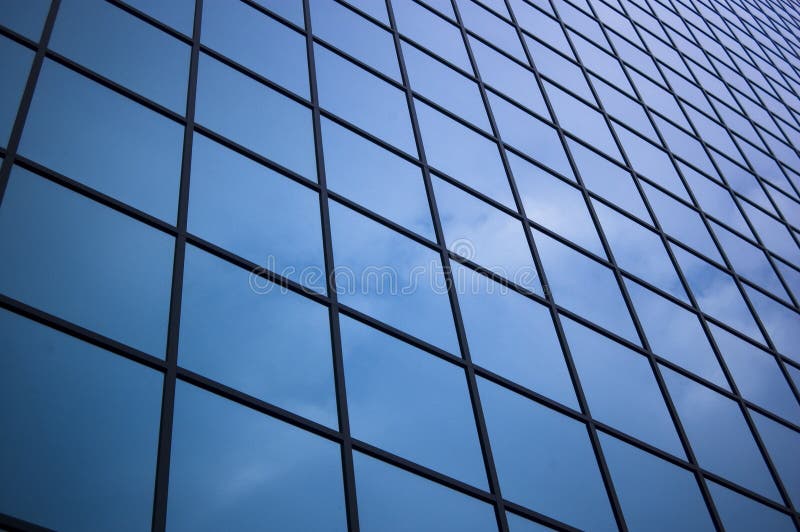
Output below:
[745,286,800,363]
[316,45,415,155]
[751,410,800,507]
[252,0,304,26]
[20,60,183,222]
[341,316,487,488]
[329,201,460,353]
[456,263,577,408]
[0,0,50,39]
[188,134,325,291]
[403,42,489,130]
[312,0,400,80]
[479,378,617,531]
[625,279,727,386]
[0,167,173,356]
[51,0,190,113]
[354,452,498,532]
[709,481,796,532]
[616,127,689,200]
[593,76,658,141]
[562,316,684,456]
[567,139,651,221]
[167,382,346,532]
[458,0,525,60]
[776,260,800,303]
[415,98,514,207]
[470,37,547,117]
[506,513,555,531]
[0,309,162,532]
[673,246,764,342]
[527,38,594,101]
[599,433,714,532]
[179,245,337,427]
[0,35,32,148]
[195,53,315,179]
[710,323,800,425]
[344,0,388,22]
[434,176,540,292]
[663,367,780,500]
[392,0,472,72]
[511,152,604,256]
[321,117,434,239]
[203,0,308,97]
[743,202,800,264]
[489,92,573,178]
[644,182,723,263]
[123,0,194,34]
[535,230,638,342]
[595,202,687,301]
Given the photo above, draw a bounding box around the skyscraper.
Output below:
[1,0,799,530]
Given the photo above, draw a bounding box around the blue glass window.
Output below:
[0,0,51,40]
[0,35,33,148]
[709,481,796,532]
[751,410,800,507]
[392,0,473,72]
[124,0,195,34]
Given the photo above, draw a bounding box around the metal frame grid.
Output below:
[1,0,800,530]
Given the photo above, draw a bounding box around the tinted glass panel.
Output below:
[392,0,473,72]
[20,60,183,222]
[0,36,33,148]
[0,167,173,356]
[0,0,50,40]
[0,309,162,532]
[179,245,337,427]
[167,382,346,532]
[745,286,800,363]
[751,410,800,507]
[124,0,194,34]
[709,481,796,532]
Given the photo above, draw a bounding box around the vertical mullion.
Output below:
[302,2,361,531]
[0,0,61,207]
[384,2,510,531]
[151,0,203,531]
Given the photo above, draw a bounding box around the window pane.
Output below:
[458,0,525,60]
[252,0,304,26]
[51,0,190,112]
[743,202,800,264]
[341,316,487,487]
[456,263,577,408]
[179,245,337,427]
[330,201,459,352]
[316,45,415,155]
[535,230,638,342]
[0,309,162,532]
[479,378,617,531]
[625,279,726,386]
[599,433,714,531]
[124,0,195,34]
[188,134,325,290]
[392,0,472,72]
[202,0,308,97]
[663,367,780,500]
[354,452,498,532]
[167,382,346,532]
[616,127,689,200]
[506,513,556,531]
[0,0,50,40]
[20,60,183,222]
[751,410,800,507]
[562,316,684,456]
[745,286,800,363]
[0,167,174,356]
[709,481,796,532]
[0,36,33,148]
[511,152,604,256]
[321,117,434,239]
[434,176,540,292]
[416,98,514,206]
[195,53,315,179]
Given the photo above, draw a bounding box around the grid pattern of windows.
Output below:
[1,0,800,530]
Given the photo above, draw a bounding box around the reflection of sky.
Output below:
[750,410,800,508]
[709,480,796,532]
[745,285,800,363]
[0,35,33,147]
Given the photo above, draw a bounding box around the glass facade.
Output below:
[1,0,800,530]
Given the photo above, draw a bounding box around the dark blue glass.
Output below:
[599,433,714,531]
[188,134,325,291]
[0,0,50,40]
[0,36,32,148]
[202,0,308,97]
[478,378,616,531]
[663,366,780,500]
[354,452,498,532]
[455,263,577,408]
[321,117,434,239]
[19,60,183,222]
[751,410,800,507]
[0,309,162,532]
[341,316,487,488]
[124,0,195,34]
[0,167,174,356]
[506,513,555,531]
[195,53,315,179]
[167,382,346,532]
[562,316,685,456]
[51,0,190,113]
[709,481,796,532]
[744,286,800,363]
[179,245,337,427]
[329,201,460,353]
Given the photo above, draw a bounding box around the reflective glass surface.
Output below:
[0,35,33,147]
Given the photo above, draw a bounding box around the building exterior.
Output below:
[1,0,800,530]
